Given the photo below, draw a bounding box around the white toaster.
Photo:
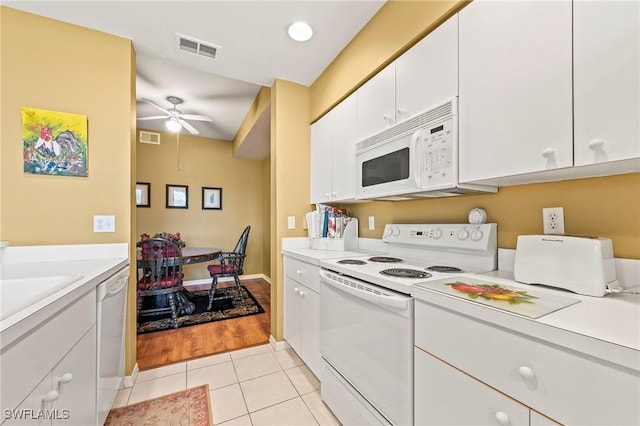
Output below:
[514,235,622,297]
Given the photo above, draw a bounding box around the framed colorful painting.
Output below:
[22,107,88,176]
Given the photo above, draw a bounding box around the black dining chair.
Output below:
[136,238,185,329]
[206,225,251,310]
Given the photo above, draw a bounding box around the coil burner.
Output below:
[380,268,432,279]
[368,256,403,263]
[337,259,367,265]
[426,265,464,273]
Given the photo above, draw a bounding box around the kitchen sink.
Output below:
[0,275,83,320]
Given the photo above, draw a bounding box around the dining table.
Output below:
[137,246,221,315]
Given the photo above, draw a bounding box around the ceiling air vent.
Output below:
[176,34,219,59]
[139,131,160,145]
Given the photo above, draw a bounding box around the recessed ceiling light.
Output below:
[288,22,313,42]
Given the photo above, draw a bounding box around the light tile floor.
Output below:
[113,344,340,425]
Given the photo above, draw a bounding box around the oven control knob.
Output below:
[457,229,469,240]
[392,227,401,237]
[470,229,484,241]
[432,228,443,239]
[384,227,394,237]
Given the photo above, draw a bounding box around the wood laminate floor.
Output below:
[136,278,271,371]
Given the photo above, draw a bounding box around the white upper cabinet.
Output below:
[310,93,357,204]
[573,0,640,167]
[396,15,458,121]
[458,0,573,184]
[356,63,396,141]
[310,109,333,203]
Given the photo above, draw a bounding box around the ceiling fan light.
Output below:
[287,22,313,42]
[166,118,182,132]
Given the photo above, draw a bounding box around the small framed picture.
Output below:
[136,182,151,207]
[202,187,222,210]
[166,184,189,209]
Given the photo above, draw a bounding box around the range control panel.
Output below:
[382,223,497,250]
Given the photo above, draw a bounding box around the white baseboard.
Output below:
[184,273,270,287]
[124,363,139,388]
[269,335,290,352]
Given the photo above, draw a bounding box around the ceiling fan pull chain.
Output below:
[176,132,181,171]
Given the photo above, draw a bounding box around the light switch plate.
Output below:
[94,215,115,233]
[287,216,296,230]
[368,216,375,230]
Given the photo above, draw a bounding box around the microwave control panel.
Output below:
[422,118,454,186]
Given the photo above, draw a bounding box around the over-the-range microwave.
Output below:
[355,97,497,200]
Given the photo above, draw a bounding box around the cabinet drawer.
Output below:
[284,257,320,293]
[415,300,640,425]
[1,289,96,412]
[415,347,530,426]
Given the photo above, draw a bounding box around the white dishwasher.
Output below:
[96,266,129,425]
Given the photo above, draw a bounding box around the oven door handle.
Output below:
[320,270,410,312]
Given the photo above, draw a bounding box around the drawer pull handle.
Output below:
[293,287,300,294]
[518,366,535,380]
[588,139,605,150]
[43,390,59,402]
[299,290,305,297]
[542,148,556,158]
[296,269,302,276]
[494,411,510,425]
[58,373,73,384]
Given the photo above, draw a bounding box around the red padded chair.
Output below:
[206,226,250,310]
[136,238,185,329]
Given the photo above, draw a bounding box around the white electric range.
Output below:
[318,223,497,426]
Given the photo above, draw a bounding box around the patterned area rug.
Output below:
[137,285,265,335]
[105,385,211,426]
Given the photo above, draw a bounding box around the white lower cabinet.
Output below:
[283,256,321,378]
[414,299,639,425]
[12,327,97,426]
[1,289,97,426]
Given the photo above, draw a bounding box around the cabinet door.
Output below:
[299,288,321,378]
[574,1,640,166]
[283,276,302,354]
[396,15,458,121]
[10,373,53,426]
[52,326,96,425]
[415,348,530,426]
[357,63,396,141]
[310,113,333,204]
[330,93,358,202]
[459,0,573,183]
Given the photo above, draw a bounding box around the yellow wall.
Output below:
[136,129,266,281]
[262,157,272,278]
[310,1,640,260]
[0,7,133,246]
[0,6,136,371]
[233,86,271,152]
[348,174,640,259]
[270,80,310,341]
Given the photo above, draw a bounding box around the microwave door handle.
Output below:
[411,130,422,187]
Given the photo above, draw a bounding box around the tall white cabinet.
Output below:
[283,256,322,378]
[310,93,357,204]
[573,0,640,167]
[458,0,573,184]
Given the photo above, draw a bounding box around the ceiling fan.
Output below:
[137,96,212,135]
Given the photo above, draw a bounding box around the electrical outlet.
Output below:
[94,215,115,233]
[368,216,375,230]
[287,216,296,230]
[543,207,564,235]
